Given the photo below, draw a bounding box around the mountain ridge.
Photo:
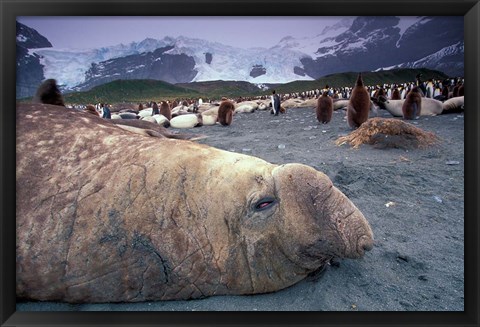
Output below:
[16,17,463,99]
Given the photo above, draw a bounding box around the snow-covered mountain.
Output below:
[16,21,53,98]
[375,41,464,74]
[16,16,464,98]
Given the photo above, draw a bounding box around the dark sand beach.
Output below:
[17,105,464,312]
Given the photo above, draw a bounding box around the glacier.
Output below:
[27,18,354,90]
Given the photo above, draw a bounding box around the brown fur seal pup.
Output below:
[160,101,172,120]
[402,86,422,120]
[33,79,65,106]
[218,100,235,126]
[16,102,373,302]
[347,73,370,128]
[316,91,333,124]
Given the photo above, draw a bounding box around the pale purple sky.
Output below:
[17,16,350,50]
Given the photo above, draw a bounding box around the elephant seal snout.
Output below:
[271,164,374,264]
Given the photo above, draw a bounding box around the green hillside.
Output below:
[19,68,451,105]
[63,79,199,104]
[175,80,264,99]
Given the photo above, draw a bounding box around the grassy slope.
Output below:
[63,79,199,104]
[18,68,450,104]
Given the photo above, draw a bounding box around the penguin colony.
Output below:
[37,74,464,130]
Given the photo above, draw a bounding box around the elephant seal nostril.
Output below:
[358,235,374,253]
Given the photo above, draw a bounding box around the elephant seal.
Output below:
[171,105,190,117]
[200,106,219,126]
[402,86,422,120]
[235,101,258,113]
[332,99,349,111]
[347,73,370,128]
[197,103,217,113]
[33,79,65,106]
[118,112,139,120]
[138,108,153,118]
[442,96,464,113]
[16,102,373,303]
[141,116,157,124]
[218,100,235,126]
[316,91,333,124]
[378,97,443,117]
[111,118,201,140]
[258,102,268,110]
[170,113,203,128]
[200,114,218,126]
[151,114,170,127]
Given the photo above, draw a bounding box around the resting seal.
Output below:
[442,96,464,113]
[333,99,349,111]
[16,103,373,303]
[170,113,203,128]
[378,97,443,117]
[200,106,220,126]
[235,101,258,113]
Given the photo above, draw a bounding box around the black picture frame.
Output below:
[2,0,478,326]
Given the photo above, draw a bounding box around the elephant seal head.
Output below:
[215,161,373,294]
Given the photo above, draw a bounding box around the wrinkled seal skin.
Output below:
[16,103,373,303]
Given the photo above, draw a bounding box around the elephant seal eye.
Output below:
[254,197,277,212]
